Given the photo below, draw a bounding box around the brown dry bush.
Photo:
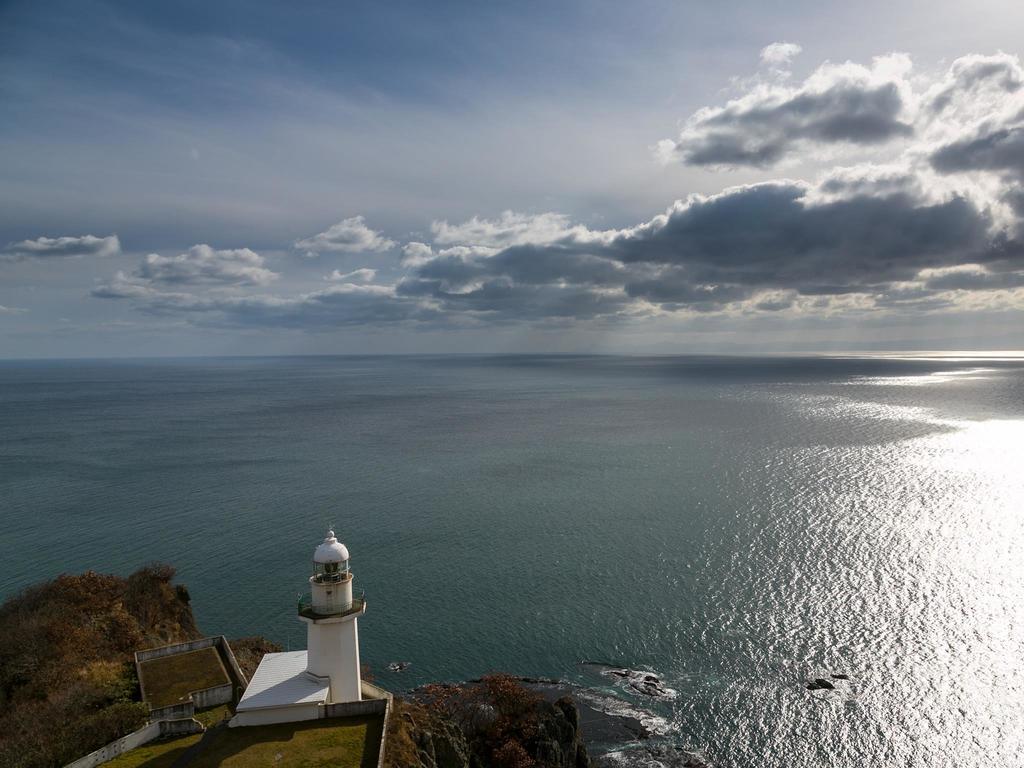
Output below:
[493,739,537,768]
[406,674,553,767]
[0,565,198,768]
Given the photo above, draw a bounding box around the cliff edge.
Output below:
[386,676,590,768]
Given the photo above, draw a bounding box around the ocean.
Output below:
[1,355,1022,766]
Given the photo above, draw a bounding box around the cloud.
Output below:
[0,305,28,315]
[400,242,435,267]
[660,54,915,167]
[136,245,278,286]
[94,273,435,328]
[95,161,1023,328]
[919,264,1024,291]
[931,125,1024,179]
[397,172,1003,318]
[922,55,1024,181]
[924,52,1023,117]
[91,50,1024,332]
[92,272,190,302]
[431,211,586,248]
[760,42,802,69]
[662,50,1024,178]
[2,234,121,261]
[917,54,1024,241]
[295,216,395,256]
[325,268,377,282]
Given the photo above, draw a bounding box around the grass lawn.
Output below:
[190,715,382,768]
[102,734,201,768]
[139,647,230,708]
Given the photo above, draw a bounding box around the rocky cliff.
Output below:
[387,676,590,768]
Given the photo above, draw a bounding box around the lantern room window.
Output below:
[313,558,349,583]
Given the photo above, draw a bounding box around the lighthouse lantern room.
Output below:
[309,530,353,613]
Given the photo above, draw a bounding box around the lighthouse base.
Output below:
[231,650,329,726]
[230,650,390,727]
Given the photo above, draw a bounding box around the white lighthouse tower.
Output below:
[298,530,366,703]
[232,530,376,726]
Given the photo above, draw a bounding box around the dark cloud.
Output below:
[411,247,626,288]
[622,267,754,308]
[662,57,914,168]
[930,123,1024,178]
[391,178,1005,319]
[609,184,991,287]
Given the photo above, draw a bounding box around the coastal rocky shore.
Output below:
[390,682,591,768]
[390,671,711,768]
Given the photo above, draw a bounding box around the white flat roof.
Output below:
[236,651,329,711]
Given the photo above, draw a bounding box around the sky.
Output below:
[2,0,1024,356]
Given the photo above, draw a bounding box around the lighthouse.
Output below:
[298,530,366,702]
[232,530,379,726]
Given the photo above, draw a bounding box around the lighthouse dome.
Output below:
[313,530,349,563]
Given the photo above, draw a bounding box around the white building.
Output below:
[231,531,368,727]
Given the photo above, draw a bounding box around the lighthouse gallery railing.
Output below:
[297,591,366,620]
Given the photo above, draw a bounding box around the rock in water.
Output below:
[806,678,835,691]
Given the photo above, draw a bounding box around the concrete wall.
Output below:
[135,636,218,663]
[215,636,250,690]
[321,698,387,718]
[160,718,204,737]
[191,682,234,709]
[375,697,392,768]
[321,682,389,718]
[148,701,194,722]
[63,722,162,768]
[231,703,322,727]
[62,718,203,768]
[361,681,392,701]
[146,683,230,723]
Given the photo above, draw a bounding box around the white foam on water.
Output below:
[574,686,673,737]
